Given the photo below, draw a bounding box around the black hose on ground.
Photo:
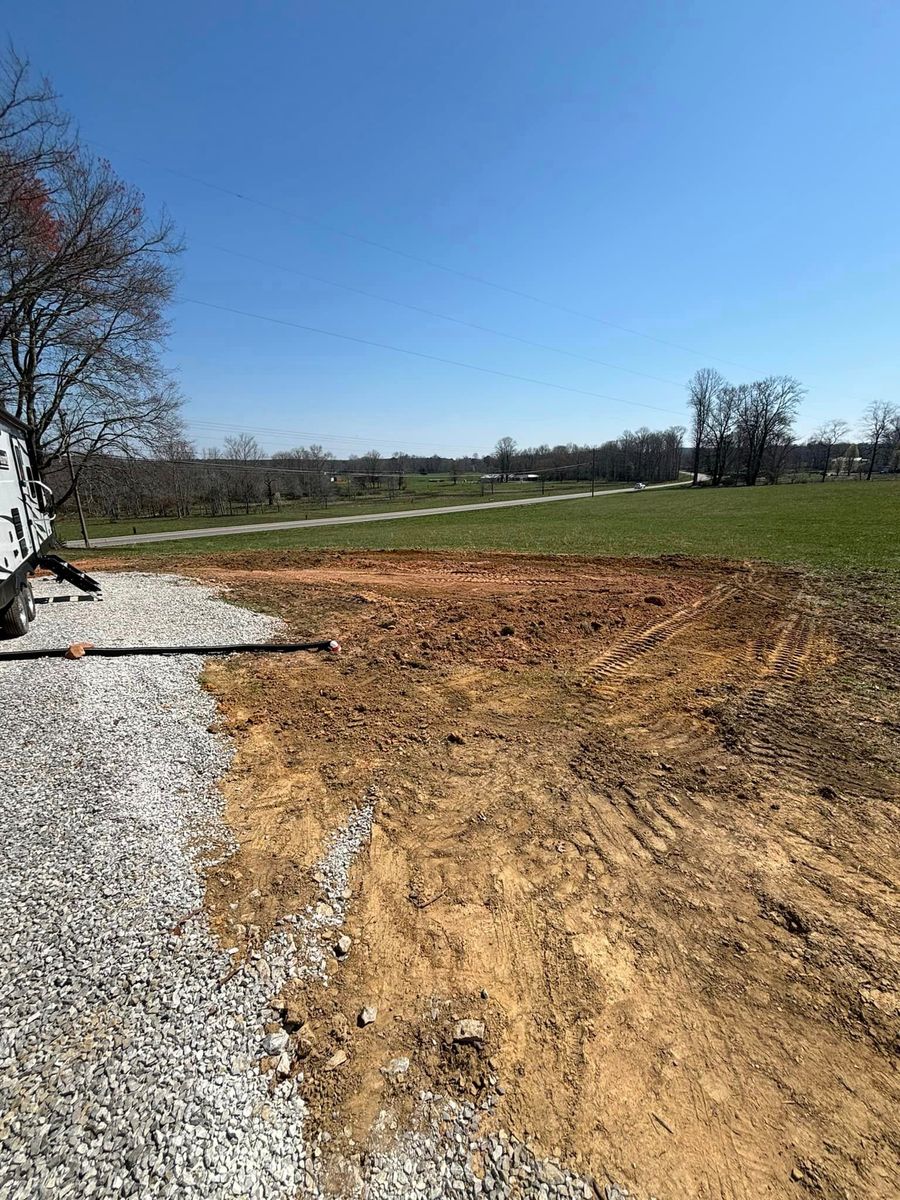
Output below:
[0,640,341,662]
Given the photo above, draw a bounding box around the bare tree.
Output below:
[889,410,900,473]
[862,401,897,480]
[736,376,804,486]
[687,368,726,484]
[148,424,197,517]
[494,436,517,481]
[199,446,231,516]
[809,419,850,482]
[0,48,71,340]
[705,384,741,485]
[361,448,382,488]
[0,61,183,505]
[224,433,264,513]
[392,450,407,491]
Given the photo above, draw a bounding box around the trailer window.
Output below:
[0,448,9,469]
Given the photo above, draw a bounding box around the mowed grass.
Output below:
[88,479,900,572]
[57,479,602,542]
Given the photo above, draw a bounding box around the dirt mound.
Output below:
[191,551,899,1199]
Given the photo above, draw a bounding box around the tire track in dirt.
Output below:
[738,615,896,917]
[193,552,900,1200]
[782,821,897,894]
[580,582,895,925]
[727,614,900,959]
[713,611,825,791]
[585,583,739,691]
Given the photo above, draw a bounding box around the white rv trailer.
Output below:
[0,409,99,638]
[0,410,54,636]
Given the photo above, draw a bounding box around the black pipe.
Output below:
[0,639,341,662]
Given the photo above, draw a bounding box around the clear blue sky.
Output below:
[7,1,899,456]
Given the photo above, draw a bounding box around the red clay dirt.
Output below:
[98,549,899,1200]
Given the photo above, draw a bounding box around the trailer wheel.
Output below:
[23,580,36,622]
[0,586,30,639]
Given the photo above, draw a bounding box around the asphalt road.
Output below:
[70,480,689,548]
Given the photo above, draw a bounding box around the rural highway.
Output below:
[70,480,689,548]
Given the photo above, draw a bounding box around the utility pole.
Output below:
[66,448,91,549]
[591,447,596,496]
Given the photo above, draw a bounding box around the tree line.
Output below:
[687,369,899,485]
[47,422,687,523]
[44,380,899,527]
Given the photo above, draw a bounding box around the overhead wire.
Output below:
[102,143,749,370]
[182,419,473,454]
[180,296,690,420]
[201,241,686,389]
[98,141,876,409]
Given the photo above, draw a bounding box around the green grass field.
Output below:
[57,477,603,542]
[87,479,900,572]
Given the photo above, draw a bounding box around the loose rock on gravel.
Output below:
[0,571,602,1200]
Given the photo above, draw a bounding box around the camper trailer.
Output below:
[0,410,99,637]
[0,410,54,636]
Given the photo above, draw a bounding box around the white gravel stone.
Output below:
[0,574,310,1199]
[262,1030,290,1055]
[0,572,603,1200]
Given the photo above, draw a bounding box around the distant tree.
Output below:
[687,368,726,484]
[199,446,230,516]
[301,443,332,504]
[862,401,897,480]
[150,424,197,517]
[392,450,407,490]
[705,385,741,485]
[844,443,858,476]
[810,419,850,482]
[362,448,382,488]
[224,433,264,513]
[889,411,900,472]
[736,376,804,486]
[494,436,517,481]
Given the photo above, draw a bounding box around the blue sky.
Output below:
[7,1,899,456]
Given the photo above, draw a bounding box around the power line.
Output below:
[180,296,689,419]
[182,420,638,459]
[202,242,686,390]
[183,419,470,454]
[98,141,750,370]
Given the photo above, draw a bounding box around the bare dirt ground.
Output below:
[132,550,898,1200]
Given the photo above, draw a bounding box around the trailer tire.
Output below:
[23,580,36,622]
[0,587,30,639]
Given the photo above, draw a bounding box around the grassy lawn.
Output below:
[57,479,603,542]
[87,479,900,572]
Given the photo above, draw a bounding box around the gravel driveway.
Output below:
[0,571,607,1200]
[0,573,312,1200]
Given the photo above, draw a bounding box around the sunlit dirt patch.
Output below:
[182,550,900,1200]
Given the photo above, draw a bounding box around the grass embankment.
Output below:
[84,479,900,573]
